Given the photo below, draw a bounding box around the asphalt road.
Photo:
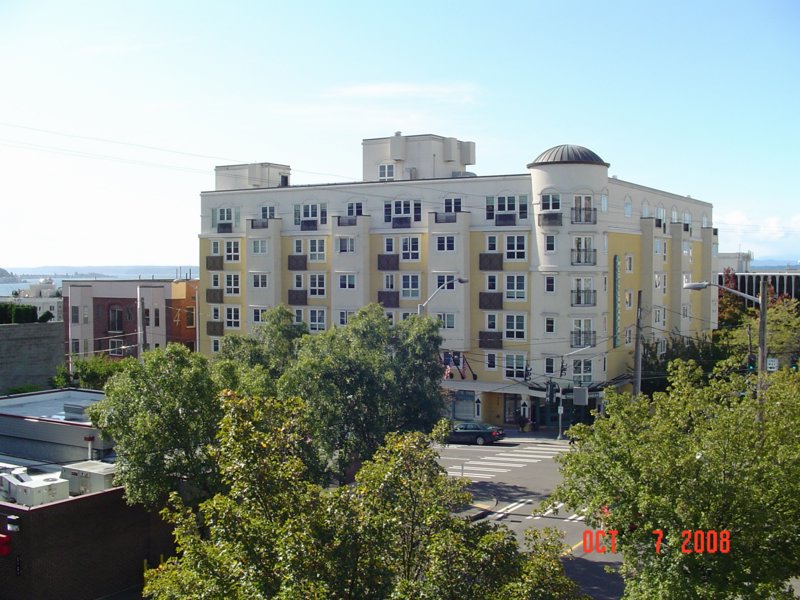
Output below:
[438,433,624,600]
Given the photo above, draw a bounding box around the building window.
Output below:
[154,308,160,327]
[144,308,151,327]
[225,306,240,328]
[217,207,233,223]
[505,275,525,300]
[338,237,356,253]
[384,237,394,253]
[253,274,268,288]
[436,275,456,290]
[211,306,220,321]
[71,338,80,354]
[261,206,275,219]
[545,234,556,253]
[545,317,555,334]
[600,194,608,212]
[485,197,494,220]
[486,235,497,252]
[545,357,555,375]
[436,313,456,329]
[444,198,462,212]
[624,199,632,217]
[252,239,267,254]
[294,274,303,289]
[436,235,455,252]
[541,194,561,211]
[654,306,663,325]
[309,239,325,261]
[385,311,395,324]
[401,274,420,299]
[339,274,356,289]
[487,353,496,370]
[309,309,326,331]
[573,359,592,385]
[625,290,633,309]
[625,254,633,272]
[210,338,220,353]
[211,273,220,288]
[292,239,303,254]
[339,310,355,326]
[109,338,123,356]
[413,201,421,222]
[225,240,240,262]
[625,327,633,346]
[109,306,123,332]
[186,307,195,328]
[210,240,220,255]
[309,274,326,297]
[486,313,497,330]
[384,274,395,290]
[347,202,363,216]
[682,304,690,319]
[401,236,420,260]
[545,276,556,293]
[505,235,526,260]
[71,305,79,324]
[253,307,268,323]
[505,354,526,379]
[294,309,303,324]
[379,164,395,181]
[487,274,497,291]
[505,314,525,339]
[384,202,392,223]
[225,274,240,295]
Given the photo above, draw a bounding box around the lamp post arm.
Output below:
[418,281,449,315]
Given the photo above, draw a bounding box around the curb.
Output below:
[459,497,498,522]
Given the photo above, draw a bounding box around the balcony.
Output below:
[250,218,269,229]
[207,321,224,336]
[337,215,358,226]
[288,290,308,306]
[216,222,233,234]
[538,212,563,227]
[479,292,503,310]
[377,290,400,308]
[478,253,503,271]
[570,290,597,307]
[206,255,223,271]
[571,207,597,224]
[571,249,597,266]
[206,288,223,304]
[377,254,400,271]
[300,219,318,231]
[478,331,503,349]
[570,331,597,348]
[392,216,411,229]
[287,255,307,271]
[435,212,457,224]
[494,213,517,227]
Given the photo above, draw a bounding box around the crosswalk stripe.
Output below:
[499,453,560,459]
[467,460,527,467]
[450,472,494,479]
[492,455,544,463]
[450,466,510,472]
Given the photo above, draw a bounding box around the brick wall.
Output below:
[0,488,173,600]
[0,322,65,394]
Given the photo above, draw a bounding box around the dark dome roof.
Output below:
[527,145,609,168]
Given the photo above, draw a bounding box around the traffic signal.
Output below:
[547,381,557,404]
[0,533,11,557]
[790,353,798,372]
[746,354,756,373]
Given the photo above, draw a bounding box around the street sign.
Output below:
[558,406,564,415]
[766,357,779,372]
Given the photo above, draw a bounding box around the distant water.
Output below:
[0,266,199,297]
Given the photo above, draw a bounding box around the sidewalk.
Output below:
[502,427,572,443]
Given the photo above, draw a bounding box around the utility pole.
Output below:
[632,290,643,396]
[758,278,768,374]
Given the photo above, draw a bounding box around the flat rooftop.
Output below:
[0,389,104,422]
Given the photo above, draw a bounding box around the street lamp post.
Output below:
[417,277,468,315]
[683,278,767,373]
[556,345,592,440]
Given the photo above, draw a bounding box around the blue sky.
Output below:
[1,0,798,267]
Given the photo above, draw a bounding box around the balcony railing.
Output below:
[495,213,517,226]
[207,321,224,337]
[216,222,233,234]
[377,254,400,271]
[300,219,318,231]
[538,212,563,227]
[377,290,400,308]
[392,216,411,229]
[570,331,597,348]
[337,215,358,226]
[571,207,597,224]
[570,290,597,307]
[206,255,223,271]
[478,253,503,271]
[287,255,307,271]
[206,288,223,304]
[478,292,503,310]
[479,331,503,349]
[288,290,308,306]
[435,212,457,223]
[571,249,597,265]
[250,218,269,229]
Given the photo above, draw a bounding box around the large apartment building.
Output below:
[198,132,717,428]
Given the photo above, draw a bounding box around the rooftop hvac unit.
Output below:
[61,461,117,496]
[451,171,477,178]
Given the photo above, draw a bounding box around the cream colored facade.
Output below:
[198,133,716,428]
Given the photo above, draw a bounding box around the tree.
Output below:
[727,296,800,365]
[278,304,445,480]
[89,344,223,509]
[551,360,800,598]
[144,396,586,599]
[53,354,134,390]
[638,333,728,396]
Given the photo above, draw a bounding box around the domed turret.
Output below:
[527,145,609,168]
